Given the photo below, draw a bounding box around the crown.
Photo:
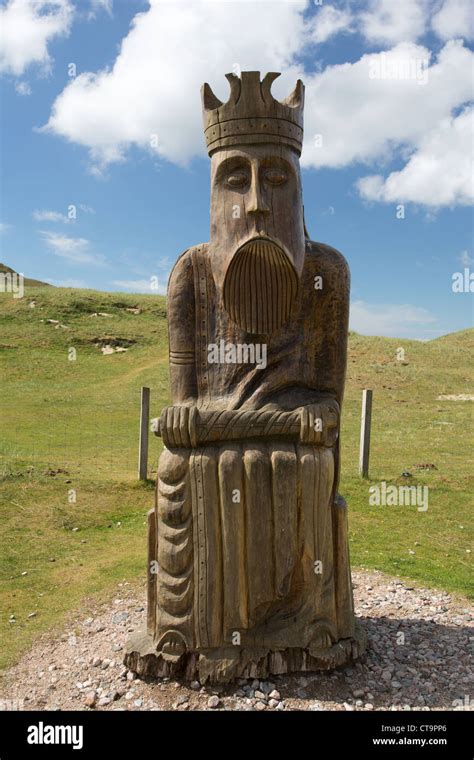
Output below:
[201,71,305,156]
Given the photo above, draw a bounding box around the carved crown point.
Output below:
[201,70,305,156]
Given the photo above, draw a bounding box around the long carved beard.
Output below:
[222,238,299,335]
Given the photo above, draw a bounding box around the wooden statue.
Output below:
[125,71,366,683]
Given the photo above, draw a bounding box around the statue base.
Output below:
[124,623,367,684]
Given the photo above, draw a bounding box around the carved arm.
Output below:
[152,403,339,449]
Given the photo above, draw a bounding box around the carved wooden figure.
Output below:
[125,71,366,682]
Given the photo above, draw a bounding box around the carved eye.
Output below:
[264,169,288,186]
[227,171,248,188]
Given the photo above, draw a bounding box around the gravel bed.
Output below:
[1,570,472,712]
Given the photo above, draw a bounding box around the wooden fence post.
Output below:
[138,386,150,480]
[359,389,373,478]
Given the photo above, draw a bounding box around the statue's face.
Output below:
[210,144,305,271]
[209,144,306,335]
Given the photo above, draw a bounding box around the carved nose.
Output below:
[247,171,269,215]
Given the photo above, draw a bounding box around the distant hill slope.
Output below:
[0,262,53,288]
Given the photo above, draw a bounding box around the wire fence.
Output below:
[1,400,161,481]
[1,391,374,482]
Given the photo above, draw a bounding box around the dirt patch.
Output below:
[437,394,474,401]
[92,337,136,348]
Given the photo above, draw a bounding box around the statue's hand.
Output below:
[159,405,197,449]
[299,402,339,447]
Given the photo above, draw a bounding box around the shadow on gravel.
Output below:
[277,615,472,710]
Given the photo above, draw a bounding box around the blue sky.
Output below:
[0,0,472,339]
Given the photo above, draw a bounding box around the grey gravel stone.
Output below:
[112,612,130,624]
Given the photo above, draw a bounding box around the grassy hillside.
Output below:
[0,285,472,670]
[0,262,52,288]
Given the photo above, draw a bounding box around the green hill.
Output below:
[0,285,472,670]
[0,262,53,288]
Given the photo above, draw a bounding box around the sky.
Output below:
[0,0,473,339]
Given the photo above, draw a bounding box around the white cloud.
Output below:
[34,206,94,222]
[0,0,74,77]
[459,250,474,266]
[302,40,473,169]
[47,277,88,287]
[113,278,166,295]
[350,299,438,339]
[431,0,474,41]
[40,1,473,209]
[356,106,473,207]
[40,231,104,265]
[42,0,308,169]
[15,80,31,95]
[88,0,113,18]
[0,222,12,233]
[78,204,95,214]
[309,0,473,47]
[309,5,353,44]
[33,209,69,223]
[359,0,429,46]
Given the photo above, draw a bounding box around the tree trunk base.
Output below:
[124,622,367,684]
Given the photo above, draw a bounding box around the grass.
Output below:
[0,286,472,670]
